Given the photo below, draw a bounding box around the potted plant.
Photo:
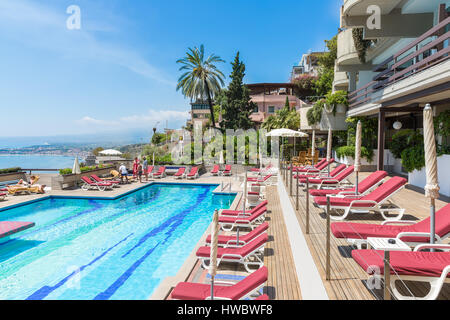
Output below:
[325,91,348,115]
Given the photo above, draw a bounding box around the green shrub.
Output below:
[59,164,113,175]
[401,144,425,173]
[0,167,22,174]
[389,129,417,159]
[336,145,374,162]
[307,99,325,126]
[325,90,348,115]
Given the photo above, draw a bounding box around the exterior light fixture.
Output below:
[393,120,403,130]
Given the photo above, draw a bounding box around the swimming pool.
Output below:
[0,183,235,300]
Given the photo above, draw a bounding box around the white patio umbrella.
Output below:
[219,150,224,165]
[99,149,122,156]
[354,121,362,195]
[423,104,440,246]
[266,129,308,166]
[209,209,220,300]
[311,130,316,165]
[72,156,81,174]
[327,127,332,176]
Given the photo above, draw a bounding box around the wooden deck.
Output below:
[264,186,302,300]
[283,170,450,300]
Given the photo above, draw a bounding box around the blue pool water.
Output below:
[0,183,235,300]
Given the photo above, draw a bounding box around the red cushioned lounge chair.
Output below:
[171,266,268,300]
[292,158,326,172]
[352,244,450,300]
[221,200,268,216]
[251,164,272,173]
[309,171,387,197]
[222,164,232,176]
[147,166,154,175]
[186,167,199,180]
[197,234,268,272]
[206,222,269,248]
[298,166,354,189]
[91,174,120,188]
[294,163,346,180]
[294,158,334,174]
[81,176,113,191]
[332,203,450,249]
[219,206,267,232]
[247,174,273,185]
[0,192,6,201]
[211,164,220,176]
[313,176,407,221]
[0,221,35,239]
[174,167,186,179]
[152,166,166,179]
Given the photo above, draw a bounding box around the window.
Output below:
[268,106,275,114]
[253,106,259,113]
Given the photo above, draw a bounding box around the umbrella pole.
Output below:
[431,199,436,251]
[211,276,214,300]
[355,172,359,195]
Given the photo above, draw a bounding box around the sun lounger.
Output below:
[206,222,269,247]
[174,167,186,179]
[211,165,220,176]
[186,167,199,179]
[313,176,407,221]
[352,245,450,300]
[294,163,346,180]
[171,266,268,300]
[196,233,268,272]
[221,200,268,216]
[251,164,272,173]
[222,165,232,176]
[294,158,334,174]
[309,171,387,197]
[147,166,154,175]
[152,166,166,179]
[81,176,113,191]
[219,206,266,232]
[332,203,450,249]
[247,174,273,184]
[91,174,120,187]
[0,221,35,239]
[7,185,42,195]
[298,166,354,189]
[0,192,6,201]
[247,191,262,208]
[292,158,326,171]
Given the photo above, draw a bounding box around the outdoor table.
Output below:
[367,237,411,300]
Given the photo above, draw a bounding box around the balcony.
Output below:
[332,64,349,92]
[343,0,402,17]
[336,28,360,66]
[348,16,450,112]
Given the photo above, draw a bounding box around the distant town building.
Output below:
[186,99,213,127]
[291,51,325,82]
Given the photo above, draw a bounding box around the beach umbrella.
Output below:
[72,156,81,175]
[267,129,308,168]
[423,104,440,246]
[99,149,122,156]
[209,209,220,300]
[327,127,332,176]
[354,121,362,195]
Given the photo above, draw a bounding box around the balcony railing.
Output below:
[349,16,450,110]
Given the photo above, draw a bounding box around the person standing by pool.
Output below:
[132,157,139,178]
[119,163,129,184]
[137,163,143,183]
[142,157,148,181]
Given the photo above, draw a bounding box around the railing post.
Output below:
[306,178,310,234]
[289,160,293,196]
[384,251,391,300]
[326,195,331,281]
[296,172,299,211]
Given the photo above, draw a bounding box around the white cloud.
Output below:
[121,110,190,124]
[76,116,120,126]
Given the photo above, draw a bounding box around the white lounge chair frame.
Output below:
[219,212,266,232]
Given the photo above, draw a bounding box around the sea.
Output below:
[0,155,78,172]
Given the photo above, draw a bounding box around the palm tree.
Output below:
[177,45,225,128]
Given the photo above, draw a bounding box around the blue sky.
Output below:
[0,0,340,139]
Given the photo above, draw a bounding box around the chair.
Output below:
[91,174,120,187]
[294,163,346,180]
[147,166,154,175]
[308,171,387,197]
[211,165,220,176]
[298,166,354,189]
[205,222,269,247]
[247,191,262,208]
[295,158,334,175]
[332,203,450,249]
[7,185,42,195]
[352,245,450,300]
[186,167,199,179]
[152,166,166,179]
[0,192,6,201]
[220,200,268,216]
[80,176,113,191]
[171,266,268,300]
[222,165,232,176]
[174,167,186,179]
[196,234,268,272]
[247,174,273,185]
[294,157,326,171]
[313,176,408,221]
[219,206,266,232]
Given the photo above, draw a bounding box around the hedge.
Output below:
[0,167,22,174]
